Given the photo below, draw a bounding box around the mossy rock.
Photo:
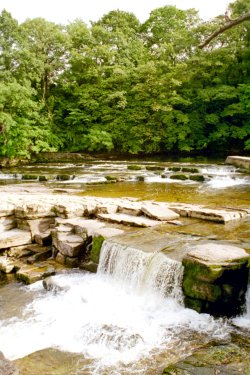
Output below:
[105,175,118,182]
[90,235,105,264]
[127,165,142,170]
[189,174,205,182]
[38,175,47,182]
[22,174,38,180]
[137,176,145,182]
[56,174,73,181]
[182,167,199,173]
[169,166,181,172]
[145,165,165,171]
[170,174,188,181]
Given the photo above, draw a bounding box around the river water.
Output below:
[0,158,249,374]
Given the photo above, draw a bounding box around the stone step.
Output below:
[0,229,32,250]
[97,213,163,227]
[141,203,179,221]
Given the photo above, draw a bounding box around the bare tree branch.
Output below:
[199,12,250,49]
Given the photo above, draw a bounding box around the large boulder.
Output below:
[182,243,249,317]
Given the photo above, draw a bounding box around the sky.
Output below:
[1,0,231,25]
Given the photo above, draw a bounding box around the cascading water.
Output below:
[0,242,238,374]
[98,241,184,303]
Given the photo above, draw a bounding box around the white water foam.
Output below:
[232,287,250,329]
[206,176,249,189]
[0,244,230,373]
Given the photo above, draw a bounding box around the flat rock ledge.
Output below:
[226,155,250,170]
[182,243,249,317]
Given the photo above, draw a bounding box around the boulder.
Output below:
[141,203,179,221]
[0,229,32,250]
[52,232,87,257]
[182,243,249,317]
[43,276,70,293]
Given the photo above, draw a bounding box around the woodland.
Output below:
[0,0,249,159]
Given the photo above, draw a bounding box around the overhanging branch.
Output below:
[199,12,250,49]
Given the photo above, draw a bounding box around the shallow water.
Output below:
[0,157,249,374]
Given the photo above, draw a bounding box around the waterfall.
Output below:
[98,240,184,303]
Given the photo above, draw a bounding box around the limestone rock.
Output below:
[0,203,15,218]
[16,264,55,284]
[182,243,249,317]
[0,229,32,250]
[97,213,162,227]
[225,155,250,170]
[168,203,247,223]
[141,203,179,221]
[15,203,55,219]
[0,256,15,273]
[43,276,70,293]
[0,216,16,231]
[52,232,87,257]
[117,202,142,216]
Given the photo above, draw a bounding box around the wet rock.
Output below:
[162,343,250,375]
[0,229,32,250]
[182,243,249,317]
[80,260,98,273]
[146,165,165,171]
[16,263,55,284]
[0,351,20,375]
[97,213,162,227]
[127,165,142,170]
[189,174,205,182]
[170,174,189,180]
[141,203,179,221]
[43,276,69,293]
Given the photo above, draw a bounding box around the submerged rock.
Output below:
[182,243,249,317]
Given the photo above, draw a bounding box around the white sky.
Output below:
[1,0,231,25]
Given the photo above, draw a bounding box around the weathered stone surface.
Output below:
[0,256,15,273]
[0,216,16,231]
[0,351,20,375]
[162,343,250,375]
[117,202,142,216]
[97,213,162,227]
[26,247,52,264]
[15,203,55,219]
[182,243,249,317]
[18,218,54,242]
[16,264,55,284]
[226,155,250,170]
[186,243,249,266]
[56,217,105,236]
[0,229,32,250]
[43,276,70,293]
[168,203,247,223]
[53,202,85,218]
[141,203,179,221]
[0,203,15,217]
[52,232,87,257]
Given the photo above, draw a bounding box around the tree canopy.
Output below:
[0,0,250,159]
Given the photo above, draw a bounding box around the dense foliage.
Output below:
[0,0,249,158]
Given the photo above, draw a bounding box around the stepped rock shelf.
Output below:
[0,191,249,316]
